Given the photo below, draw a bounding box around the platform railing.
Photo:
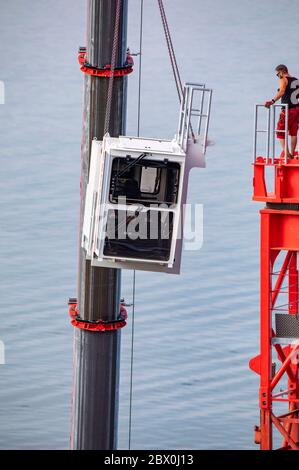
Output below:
[177,83,212,154]
[253,103,289,164]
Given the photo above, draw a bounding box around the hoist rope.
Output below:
[128,0,144,450]
[128,270,136,449]
[102,0,137,448]
[157,0,195,140]
[128,0,193,448]
[137,0,144,138]
[104,0,122,135]
[157,0,183,101]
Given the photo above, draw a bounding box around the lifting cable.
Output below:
[78,0,195,448]
[101,0,136,448]
[102,0,140,449]
[104,0,193,449]
[128,0,144,451]
[157,0,183,101]
[157,0,195,140]
[128,0,188,449]
[104,0,122,135]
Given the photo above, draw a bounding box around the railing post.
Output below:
[203,90,212,155]
[197,87,205,136]
[272,106,276,161]
[253,104,258,162]
[285,104,289,164]
[266,107,271,163]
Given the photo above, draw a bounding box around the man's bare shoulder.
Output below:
[279,76,288,91]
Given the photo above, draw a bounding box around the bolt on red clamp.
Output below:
[78,47,133,78]
[68,298,127,332]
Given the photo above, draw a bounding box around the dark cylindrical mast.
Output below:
[71,0,128,450]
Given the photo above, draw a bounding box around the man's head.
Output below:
[275,64,289,78]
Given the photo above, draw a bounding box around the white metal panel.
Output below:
[82,140,102,256]
[92,136,113,260]
[110,136,185,156]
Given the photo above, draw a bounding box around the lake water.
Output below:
[0,0,298,450]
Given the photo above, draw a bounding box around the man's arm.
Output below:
[265,77,288,108]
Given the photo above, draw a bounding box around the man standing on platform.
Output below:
[265,64,299,158]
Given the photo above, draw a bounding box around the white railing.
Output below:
[253,103,289,164]
[177,83,212,154]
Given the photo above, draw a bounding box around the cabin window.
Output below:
[109,157,180,206]
[103,209,174,262]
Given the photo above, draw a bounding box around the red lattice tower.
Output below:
[250,148,299,450]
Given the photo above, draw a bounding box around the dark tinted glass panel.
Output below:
[103,209,174,262]
[109,157,180,206]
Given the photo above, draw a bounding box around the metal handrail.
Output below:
[253,103,289,164]
[177,83,212,154]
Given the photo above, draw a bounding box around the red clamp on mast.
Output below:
[78,47,133,78]
[68,298,127,332]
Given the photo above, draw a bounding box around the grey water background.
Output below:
[0,0,298,450]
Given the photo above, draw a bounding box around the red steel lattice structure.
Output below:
[250,152,299,450]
